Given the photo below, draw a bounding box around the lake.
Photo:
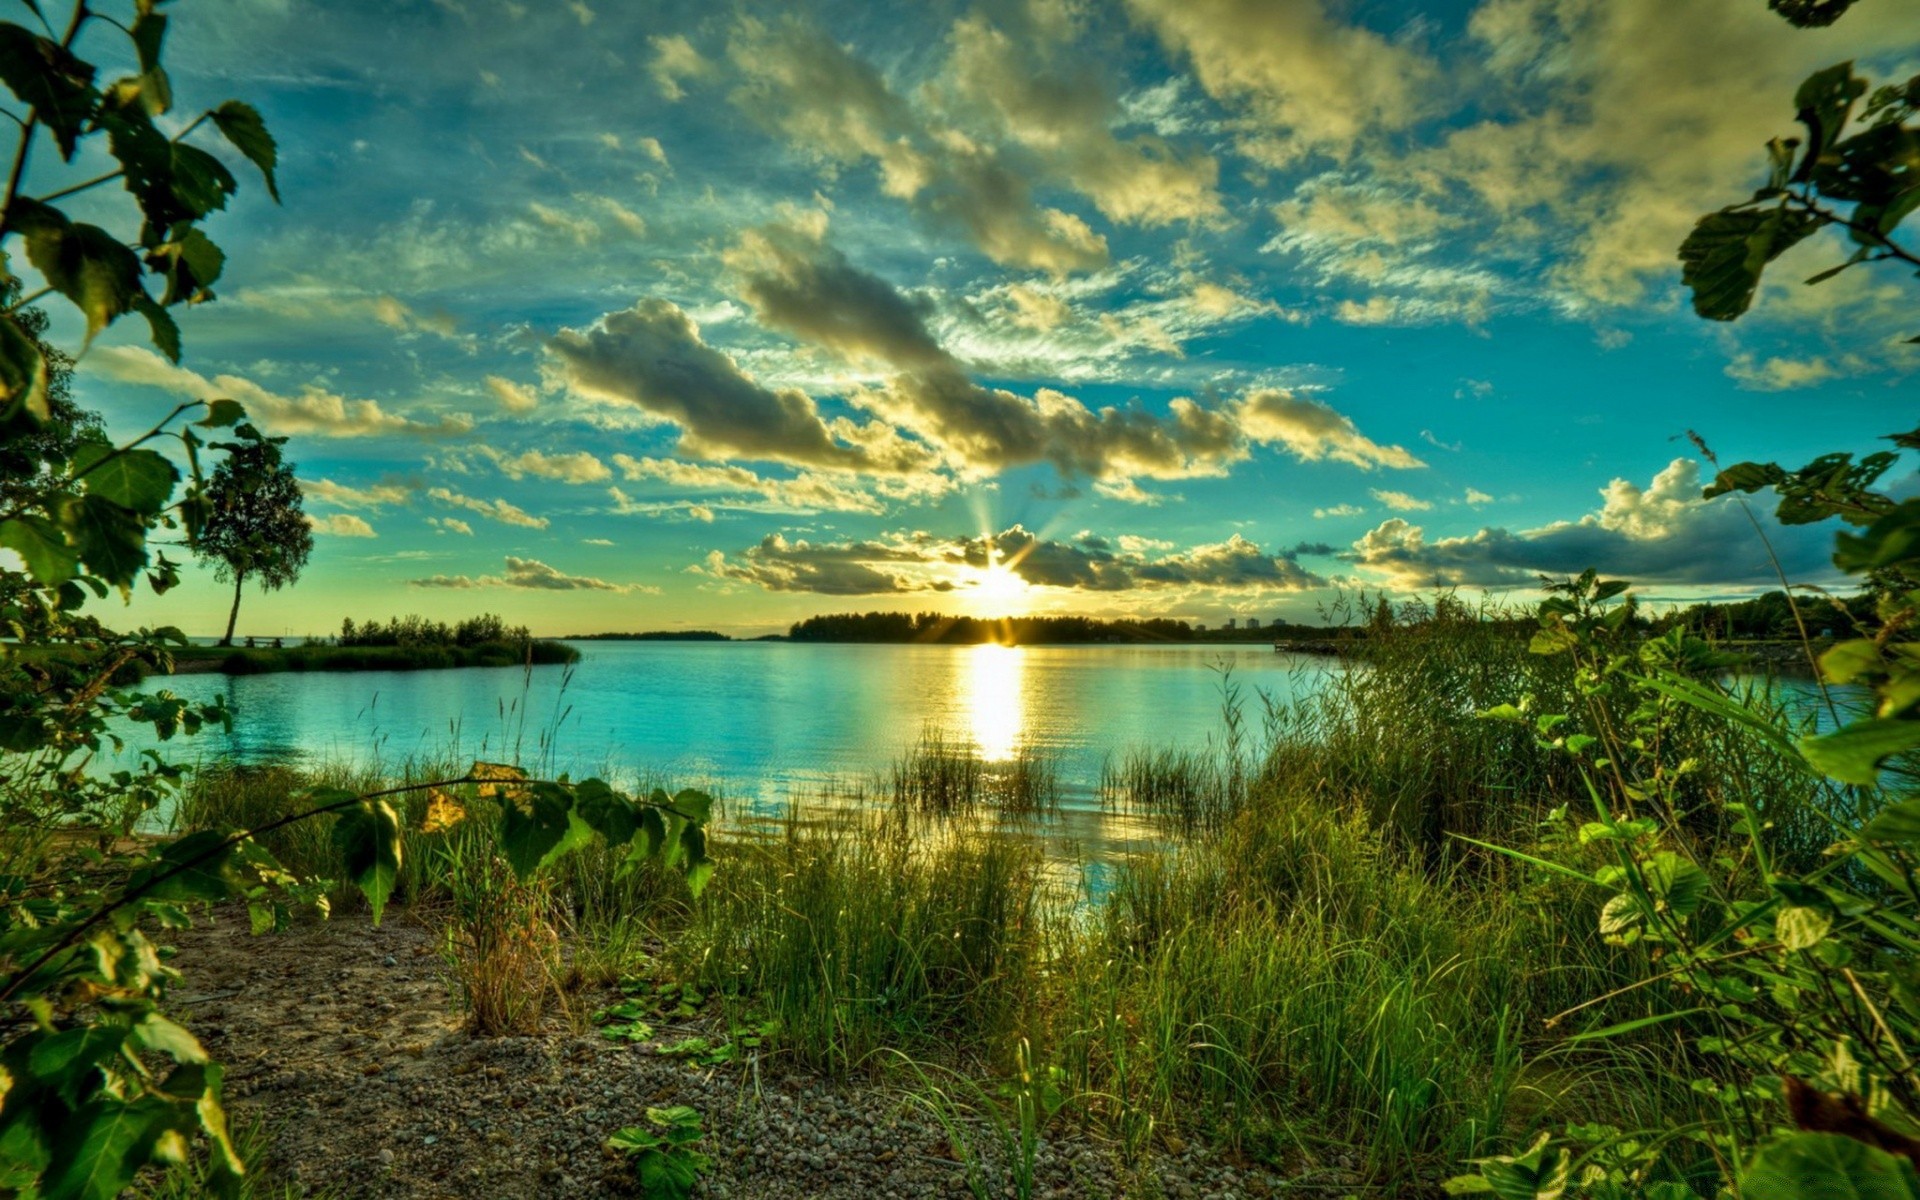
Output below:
[113,641,1339,857]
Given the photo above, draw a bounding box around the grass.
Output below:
[155,603,1826,1190]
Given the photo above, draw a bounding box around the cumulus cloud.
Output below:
[478,446,612,484]
[1314,503,1365,518]
[1126,0,1437,166]
[648,33,712,101]
[610,454,937,515]
[1370,489,1432,512]
[726,219,1418,486]
[725,16,1111,274]
[308,513,376,537]
[410,555,651,593]
[696,524,1327,596]
[485,375,541,414]
[90,347,472,439]
[427,517,474,536]
[301,478,414,509]
[427,486,550,529]
[546,298,931,473]
[1346,458,1840,589]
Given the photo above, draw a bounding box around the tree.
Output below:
[196,424,313,645]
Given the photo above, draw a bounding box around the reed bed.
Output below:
[162,608,1824,1188]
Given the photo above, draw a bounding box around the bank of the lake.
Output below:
[160,638,580,675]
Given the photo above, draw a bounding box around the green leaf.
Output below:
[134,294,181,362]
[130,830,243,905]
[165,142,236,218]
[1703,461,1786,499]
[0,514,77,584]
[1678,205,1823,321]
[1795,62,1869,170]
[1567,1007,1711,1043]
[0,22,96,159]
[669,788,713,825]
[195,398,244,428]
[574,778,637,847]
[63,492,149,588]
[498,782,572,879]
[1861,797,1920,844]
[1644,852,1710,918]
[1776,906,1833,951]
[1803,719,1920,786]
[42,1096,188,1200]
[211,100,278,202]
[1740,1131,1920,1199]
[332,799,402,923]
[74,445,177,515]
[7,201,147,343]
[0,310,49,423]
[1835,502,1920,575]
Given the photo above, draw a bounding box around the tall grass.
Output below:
[158,603,1822,1188]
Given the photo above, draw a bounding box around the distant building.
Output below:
[1225,618,1238,630]
[1244,617,1261,630]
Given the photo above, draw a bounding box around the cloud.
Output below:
[725,16,1111,273]
[648,33,712,101]
[1126,0,1438,166]
[939,13,1223,227]
[726,219,1416,484]
[528,201,599,245]
[410,555,651,593]
[427,486,550,529]
[1235,389,1423,470]
[478,446,612,484]
[611,454,932,515]
[546,298,931,472]
[427,517,474,536]
[1724,353,1847,392]
[301,478,414,509]
[485,375,541,414]
[1370,488,1432,512]
[90,347,473,439]
[1346,458,1841,588]
[1314,503,1364,518]
[697,524,1327,596]
[308,513,376,537]
[1463,487,1494,506]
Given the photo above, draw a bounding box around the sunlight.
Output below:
[964,642,1025,763]
[967,561,1032,612]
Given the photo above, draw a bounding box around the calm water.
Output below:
[111,642,1338,852]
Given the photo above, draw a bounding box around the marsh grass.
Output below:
[156,606,1823,1188]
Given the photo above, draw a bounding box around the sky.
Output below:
[38,0,1920,637]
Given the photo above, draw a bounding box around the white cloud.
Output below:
[308,513,376,537]
[427,486,550,529]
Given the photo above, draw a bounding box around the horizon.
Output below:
[47,0,1914,638]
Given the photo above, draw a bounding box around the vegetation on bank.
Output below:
[167,638,579,675]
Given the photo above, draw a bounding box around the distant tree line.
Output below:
[337,614,532,649]
[786,611,1332,644]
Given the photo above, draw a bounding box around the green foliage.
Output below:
[194,425,313,645]
[1679,58,1920,327]
[606,1106,711,1200]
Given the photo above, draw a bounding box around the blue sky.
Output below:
[48,0,1920,636]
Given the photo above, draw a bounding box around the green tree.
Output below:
[195,425,312,645]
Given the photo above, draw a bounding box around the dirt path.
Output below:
[169,910,1301,1199]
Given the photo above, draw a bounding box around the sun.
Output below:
[967,561,1031,611]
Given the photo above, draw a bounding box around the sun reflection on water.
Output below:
[965,642,1025,762]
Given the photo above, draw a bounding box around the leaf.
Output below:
[133,294,180,361]
[1861,797,1920,844]
[0,22,96,159]
[1776,906,1833,951]
[574,778,637,846]
[1678,205,1822,322]
[211,100,279,202]
[497,782,571,879]
[1740,1131,1920,1199]
[42,1096,187,1200]
[470,760,529,798]
[0,514,77,584]
[7,201,147,343]
[1644,852,1711,918]
[1795,61,1868,170]
[1834,502,1920,575]
[332,799,402,923]
[420,788,465,834]
[74,445,177,514]
[63,492,148,589]
[669,788,713,825]
[1567,1007,1711,1044]
[1802,719,1920,787]
[0,311,48,422]
[164,142,236,218]
[195,398,244,428]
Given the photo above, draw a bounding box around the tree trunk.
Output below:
[220,572,245,646]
